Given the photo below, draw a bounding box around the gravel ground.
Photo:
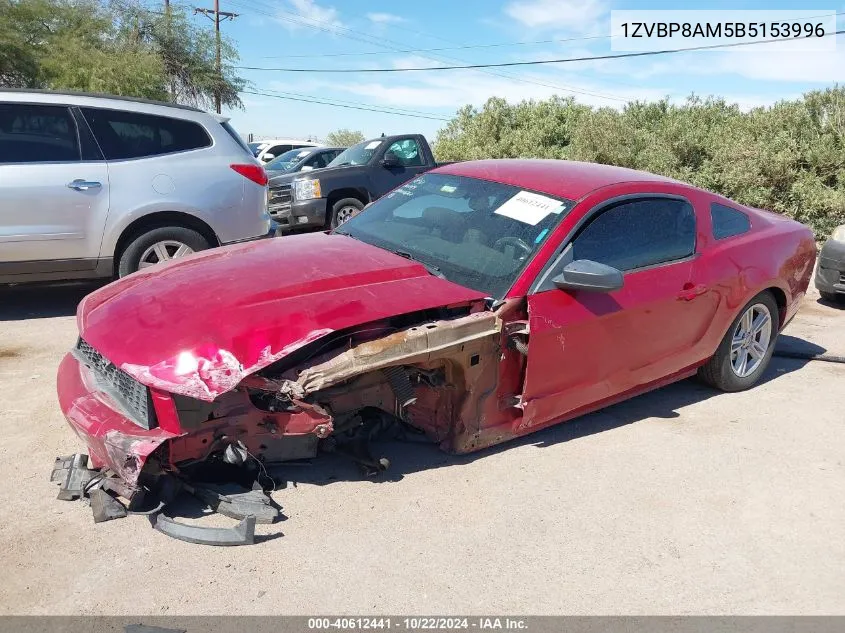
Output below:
[0,280,843,615]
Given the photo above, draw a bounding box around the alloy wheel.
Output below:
[730,303,772,377]
[138,240,194,269]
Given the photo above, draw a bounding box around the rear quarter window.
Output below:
[80,108,211,160]
[711,203,751,240]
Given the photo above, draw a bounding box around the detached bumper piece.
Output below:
[152,513,256,547]
[49,453,280,546]
[51,454,96,501]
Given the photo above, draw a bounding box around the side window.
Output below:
[0,104,80,163]
[386,138,423,167]
[80,108,211,160]
[572,198,696,272]
[305,153,326,169]
[711,203,750,240]
[271,144,292,156]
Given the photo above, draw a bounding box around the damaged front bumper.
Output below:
[55,304,519,543]
[57,352,177,491]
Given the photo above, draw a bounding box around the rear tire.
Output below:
[118,226,210,277]
[820,290,843,304]
[698,291,779,392]
[329,198,364,229]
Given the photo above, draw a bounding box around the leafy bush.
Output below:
[434,89,845,239]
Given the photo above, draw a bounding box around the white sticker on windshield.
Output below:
[494,191,563,225]
[365,141,381,149]
[440,185,457,193]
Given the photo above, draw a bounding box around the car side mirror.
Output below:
[552,259,623,293]
[262,153,274,161]
[381,151,401,168]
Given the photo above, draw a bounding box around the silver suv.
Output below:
[0,90,272,283]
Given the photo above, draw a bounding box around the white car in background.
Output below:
[248,138,322,164]
[0,89,272,283]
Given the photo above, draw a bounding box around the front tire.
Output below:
[118,226,210,277]
[698,291,779,392]
[329,198,364,229]
[820,290,843,304]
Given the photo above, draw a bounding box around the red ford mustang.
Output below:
[57,160,816,495]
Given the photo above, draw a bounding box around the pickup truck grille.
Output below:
[268,184,292,220]
[74,338,157,430]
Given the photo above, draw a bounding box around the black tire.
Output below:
[819,290,843,304]
[329,197,364,229]
[698,291,780,392]
[117,226,211,277]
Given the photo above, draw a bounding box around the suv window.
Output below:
[386,138,423,167]
[81,108,211,160]
[0,104,80,163]
[711,203,750,240]
[572,198,696,272]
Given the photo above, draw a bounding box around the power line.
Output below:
[242,90,452,121]
[237,29,845,73]
[256,87,455,119]
[261,35,614,59]
[260,9,845,58]
[228,0,629,102]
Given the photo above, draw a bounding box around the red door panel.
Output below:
[520,259,717,432]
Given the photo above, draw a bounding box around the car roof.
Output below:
[361,134,420,145]
[256,139,321,146]
[0,88,230,122]
[435,159,681,201]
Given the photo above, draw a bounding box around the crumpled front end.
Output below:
[56,301,512,502]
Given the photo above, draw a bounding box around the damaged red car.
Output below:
[57,159,817,506]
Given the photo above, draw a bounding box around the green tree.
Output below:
[433,89,845,239]
[325,128,365,146]
[0,0,246,109]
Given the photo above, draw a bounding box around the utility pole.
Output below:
[164,0,176,102]
[195,2,238,114]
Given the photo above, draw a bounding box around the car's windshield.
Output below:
[334,174,575,298]
[328,139,382,167]
[265,148,312,171]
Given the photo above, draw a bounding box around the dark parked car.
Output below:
[268,133,443,231]
[815,224,845,303]
[264,146,344,179]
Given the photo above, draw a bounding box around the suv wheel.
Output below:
[118,226,211,277]
[329,198,364,229]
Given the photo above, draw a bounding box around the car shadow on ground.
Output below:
[0,281,106,321]
[273,351,819,489]
[817,296,845,310]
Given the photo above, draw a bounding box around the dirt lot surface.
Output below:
[0,281,843,615]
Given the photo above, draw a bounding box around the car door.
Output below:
[369,137,430,198]
[519,195,715,430]
[0,103,110,270]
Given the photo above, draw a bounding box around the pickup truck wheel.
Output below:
[698,291,779,392]
[118,226,210,277]
[329,198,364,229]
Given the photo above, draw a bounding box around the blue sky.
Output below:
[211,0,845,142]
